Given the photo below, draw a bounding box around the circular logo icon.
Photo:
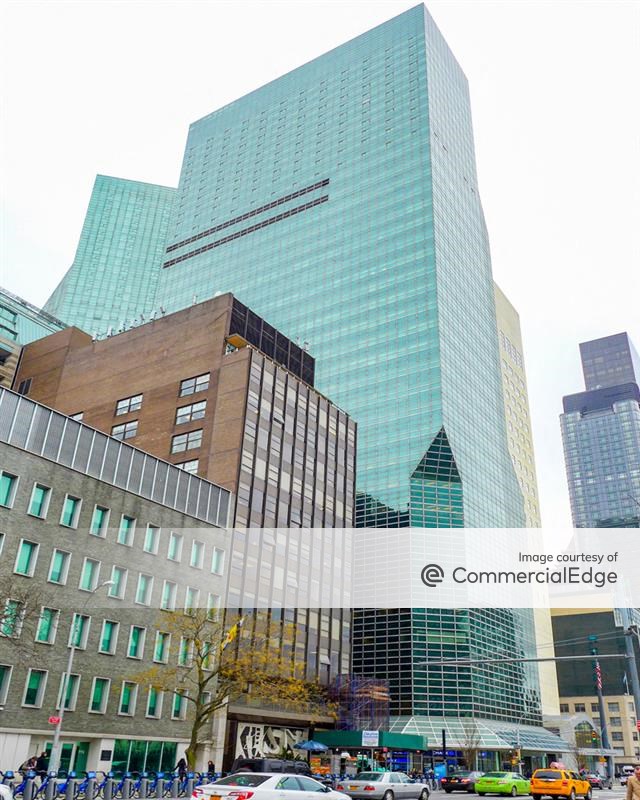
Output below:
[421,563,445,587]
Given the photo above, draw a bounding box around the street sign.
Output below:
[362,730,380,747]
[48,716,61,725]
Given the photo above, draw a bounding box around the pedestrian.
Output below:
[207,761,215,778]
[626,765,640,800]
[36,752,48,779]
[175,757,187,780]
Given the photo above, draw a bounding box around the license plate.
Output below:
[349,787,359,791]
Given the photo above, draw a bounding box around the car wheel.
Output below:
[478,793,485,796]
[444,791,452,795]
[383,791,394,800]
[420,789,430,800]
[568,790,576,800]
[510,788,517,797]
[585,790,592,800]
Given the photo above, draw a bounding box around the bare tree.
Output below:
[460,720,481,771]
[0,570,54,659]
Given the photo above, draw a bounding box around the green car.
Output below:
[476,772,531,797]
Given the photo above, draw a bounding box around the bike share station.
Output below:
[0,769,204,800]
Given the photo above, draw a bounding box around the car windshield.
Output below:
[452,772,471,777]
[213,776,271,787]
[354,774,384,782]
[534,772,562,780]
[483,773,509,779]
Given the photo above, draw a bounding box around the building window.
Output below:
[109,567,127,599]
[176,459,199,474]
[89,677,110,714]
[0,472,18,508]
[168,532,183,562]
[207,593,220,620]
[175,400,206,425]
[35,608,59,645]
[14,539,39,577]
[185,587,200,615]
[608,702,620,712]
[79,558,100,592]
[179,373,210,397]
[22,669,47,707]
[17,377,32,396]
[115,394,143,416]
[171,690,187,720]
[28,484,51,518]
[57,672,80,711]
[146,687,162,719]
[135,574,153,606]
[60,495,82,528]
[111,420,138,440]
[0,664,12,705]
[118,515,136,546]
[48,550,71,585]
[211,548,225,575]
[99,620,119,655]
[611,732,624,742]
[127,626,146,659]
[1,599,24,637]
[143,524,160,554]
[591,703,599,712]
[171,429,203,453]
[575,703,586,712]
[69,614,90,649]
[119,682,137,715]
[161,581,177,611]
[190,541,204,569]
[610,716,622,726]
[154,631,170,663]
[559,703,570,713]
[90,506,110,537]
[178,637,193,666]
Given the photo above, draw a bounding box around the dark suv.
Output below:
[230,758,312,776]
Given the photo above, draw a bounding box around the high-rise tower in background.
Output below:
[45,176,175,335]
[561,332,640,528]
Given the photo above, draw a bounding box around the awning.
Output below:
[388,717,571,753]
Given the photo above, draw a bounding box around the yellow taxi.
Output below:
[530,769,592,800]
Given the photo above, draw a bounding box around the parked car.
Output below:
[230,759,312,776]
[441,772,485,793]
[336,772,430,800]
[193,773,349,800]
[585,774,611,790]
[475,772,530,797]
[530,769,592,800]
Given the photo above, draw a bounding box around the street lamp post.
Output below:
[48,579,114,774]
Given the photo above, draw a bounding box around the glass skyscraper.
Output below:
[561,332,640,528]
[45,175,176,334]
[42,5,546,736]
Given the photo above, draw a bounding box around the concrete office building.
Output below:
[13,295,356,765]
[493,284,560,721]
[44,176,176,335]
[0,386,231,772]
[0,287,66,388]
[560,332,640,528]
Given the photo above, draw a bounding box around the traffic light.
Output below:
[591,730,599,745]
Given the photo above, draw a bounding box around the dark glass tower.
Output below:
[561,332,640,528]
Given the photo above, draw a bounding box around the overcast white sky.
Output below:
[1,0,639,528]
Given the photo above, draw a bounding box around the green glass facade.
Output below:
[0,287,66,345]
[45,175,175,334]
[156,5,524,532]
[154,5,535,723]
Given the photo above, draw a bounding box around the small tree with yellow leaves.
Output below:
[132,608,333,769]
